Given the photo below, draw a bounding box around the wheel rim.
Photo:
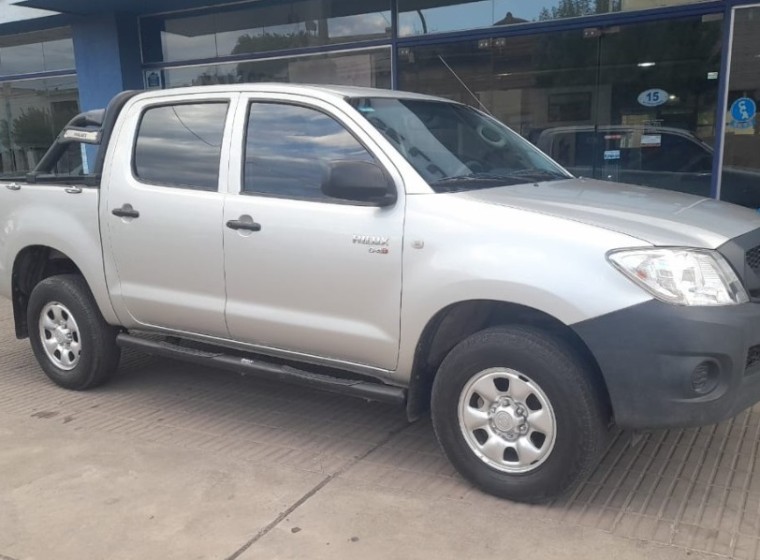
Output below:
[458,368,557,474]
[38,302,82,371]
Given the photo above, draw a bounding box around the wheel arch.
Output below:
[11,245,84,338]
[406,299,612,423]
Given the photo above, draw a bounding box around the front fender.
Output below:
[394,194,653,382]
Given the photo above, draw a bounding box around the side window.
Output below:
[134,102,228,190]
[244,102,374,201]
[32,142,86,181]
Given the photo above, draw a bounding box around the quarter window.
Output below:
[243,102,375,201]
[134,102,228,190]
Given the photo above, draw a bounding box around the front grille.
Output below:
[747,345,760,371]
[747,245,760,274]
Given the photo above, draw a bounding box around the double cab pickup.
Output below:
[3,84,760,502]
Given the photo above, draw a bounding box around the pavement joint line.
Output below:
[223,420,413,560]
[687,416,742,551]
[562,430,631,520]
[702,411,751,555]
[627,428,687,538]
[667,422,721,545]
[608,429,668,533]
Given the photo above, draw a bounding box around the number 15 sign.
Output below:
[637,89,669,108]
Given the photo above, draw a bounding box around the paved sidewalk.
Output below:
[0,301,757,559]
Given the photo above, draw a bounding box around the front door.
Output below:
[223,95,405,370]
[103,94,236,337]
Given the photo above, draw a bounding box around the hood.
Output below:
[455,178,760,248]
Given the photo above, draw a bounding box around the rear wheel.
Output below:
[28,274,121,390]
[431,326,608,503]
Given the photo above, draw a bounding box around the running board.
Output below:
[116,333,406,406]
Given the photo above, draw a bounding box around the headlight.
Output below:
[608,248,749,306]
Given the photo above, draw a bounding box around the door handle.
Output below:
[5,183,21,191]
[226,219,262,232]
[112,204,140,219]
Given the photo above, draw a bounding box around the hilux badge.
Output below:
[352,235,389,246]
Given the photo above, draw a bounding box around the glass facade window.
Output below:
[398,0,708,37]
[141,0,392,64]
[399,15,722,198]
[156,48,391,90]
[0,76,80,177]
[0,27,75,76]
[134,103,229,190]
[0,27,79,177]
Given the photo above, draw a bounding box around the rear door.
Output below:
[222,94,405,370]
[102,93,236,337]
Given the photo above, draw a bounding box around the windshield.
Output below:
[349,97,571,193]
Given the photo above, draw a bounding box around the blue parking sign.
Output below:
[731,97,756,123]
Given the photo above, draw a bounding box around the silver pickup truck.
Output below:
[2,84,760,503]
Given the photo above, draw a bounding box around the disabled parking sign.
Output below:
[729,97,756,130]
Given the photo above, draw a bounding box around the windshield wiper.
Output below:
[429,170,571,193]
[428,173,523,193]
[431,170,567,186]
[505,169,571,181]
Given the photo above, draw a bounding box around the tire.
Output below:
[431,325,608,503]
[27,274,121,390]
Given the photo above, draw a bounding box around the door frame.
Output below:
[713,1,760,201]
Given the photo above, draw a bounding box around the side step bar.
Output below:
[116,333,406,406]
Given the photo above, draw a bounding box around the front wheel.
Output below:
[27,274,121,390]
[431,326,609,503]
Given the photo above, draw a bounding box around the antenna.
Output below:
[437,55,493,116]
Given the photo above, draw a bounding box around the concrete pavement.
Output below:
[0,301,757,559]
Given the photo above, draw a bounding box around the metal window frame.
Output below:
[142,43,394,89]
[141,38,395,71]
[0,69,77,83]
[713,0,760,201]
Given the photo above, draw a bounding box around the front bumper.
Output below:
[573,299,760,430]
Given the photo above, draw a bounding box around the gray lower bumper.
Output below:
[573,300,760,430]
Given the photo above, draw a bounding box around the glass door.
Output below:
[719,5,760,210]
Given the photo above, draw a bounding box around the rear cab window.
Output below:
[133,102,229,191]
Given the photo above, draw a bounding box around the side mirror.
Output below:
[322,160,396,206]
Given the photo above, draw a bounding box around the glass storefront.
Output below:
[399,15,723,198]
[398,0,709,37]
[5,0,758,206]
[0,28,79,177]
[138,0,760,206]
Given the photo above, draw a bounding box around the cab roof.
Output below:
[133,83,450,104]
